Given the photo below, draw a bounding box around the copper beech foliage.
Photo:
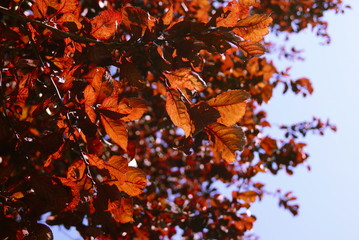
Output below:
[0,0,345,239]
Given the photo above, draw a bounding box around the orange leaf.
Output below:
[67,160,86,182]
[115,167,147,196]
[121,98,148,122]
[99,97,146,121]
[57,177,80,211]
[238,190,258,203]
[122,7,150,35]
[206,123,246,163]
[83,67,114,103]
[237,0,260,19]
[163,68,206,92]
[162,5,174,26]
[107,198,133,223]
[207,90,250,126]
[100,115,128,151]
[238,41,266,57]
[87,155,127,184]
[87,154,106,169]
[56,13,82,32]
[216,1,240,27]
[106,155,128,184]
[91,10,122,40]
[234,14,273,42]
[84,85,97,123]
[166,90,192,137]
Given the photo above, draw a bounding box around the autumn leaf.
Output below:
[122,7,151,35]
[206,123,246,163]
[87,155,127,184]
[32,0,81,19]
[115,167,147,196]
[237,0,260,19]
[207,90,250,126]
[216,1,240,27]
[163,68,207,91]
[238,41,266,57]
[91,10,122,40]
[98,96,147,121]
[66,160,86,182]
[106,155,128,184]
[84,85,97,123]
[57,177,80,211]
[166,89,192,137]
[233,14,273,42]
[189,101,220,135]
[83,67,114,103]
[87,154,106,169]
[237,190,258,203]
[100,115,128,151]
[162,5,174,26]
[107,198,134,223]
[121,98,148,122]
[120,60,145,88]
[56,13,82,32]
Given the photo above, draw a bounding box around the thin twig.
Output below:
[22,23,98,194]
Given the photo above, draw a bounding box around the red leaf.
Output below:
[91,10,122,40]
[100,115,128,151]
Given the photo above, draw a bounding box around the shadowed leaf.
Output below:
[189,102,220,135]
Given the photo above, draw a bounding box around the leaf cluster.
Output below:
[0,0,340,239]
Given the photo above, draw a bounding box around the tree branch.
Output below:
[0,6,125,48]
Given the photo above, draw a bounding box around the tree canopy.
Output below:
[0,0,347,239]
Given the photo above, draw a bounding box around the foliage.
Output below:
[0,0,345,239]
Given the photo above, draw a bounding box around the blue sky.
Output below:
[251,1,359,239]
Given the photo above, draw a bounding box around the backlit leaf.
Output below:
[100,115,128,151]
[162,5,174,26]
[115,167,147,196]
[121,98,148,122]
[166,89,192,137]
[208,90,250,126]
[206,123,246,163]
[84,85,97,123]
[122,7,150,35]
[56,13,82,32]
[106,155,128,184]
[238,41,266,57]
[107,198,134,223]
[57,177,80,211]
[83,67,114,103]
[163,68,207,91]
[67,160,86,182]
[216,1,240,27]
[234,14,273,42]
[238,190,258,203]
[87,155,127,184]
[91,10,122,40]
